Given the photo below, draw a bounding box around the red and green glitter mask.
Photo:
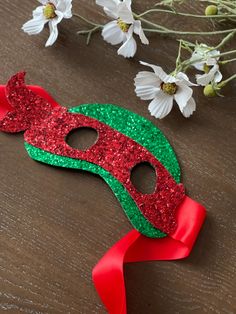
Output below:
[0,72,206,314]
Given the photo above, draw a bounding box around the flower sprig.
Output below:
[21,0,236,119]
[134,34,236,118]
[22,0,236,52]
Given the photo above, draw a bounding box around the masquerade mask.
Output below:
[0,72,206,314]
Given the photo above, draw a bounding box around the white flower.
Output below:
[134,61,197,119]
[96,0,149,58]
[190,44,222,86]
[22,0,72,47]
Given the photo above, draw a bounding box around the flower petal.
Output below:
[133,20,149,45]
[50,0,59,7]
[135,85,160,100]
[32,5,45,17]
[134,71,161,100]
[174,84,193,110]
[96,0,119,19]
[22,10,47,35]
[45,22,58,47]
[181,97,196,118]
[140,61,168,82]
[207,49,220,61]
[123,0,132,7]
[191,57,205,71]
[96,0,119,9]
[134,71,161,86]
[57,0,72,18]
[45,12,63,47]
[102,20,124,45]
[176,72,197,86]
[206,57,217,66]
[214,69,223,83]
[37,0,48,4]
[148,92,173,119]
[53,10,64,25]
[196,64,222,86]
[196,73,210,86]
[118,1,134,24]
[117,27,136,58]
[190,50,207,71]
[165,75,178,84]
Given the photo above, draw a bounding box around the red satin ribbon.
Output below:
[93,196,206,314]
[0,84,206,314]
[0,85,12,118]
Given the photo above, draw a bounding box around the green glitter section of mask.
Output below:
[69,104,181,183]
[25,142,166,238]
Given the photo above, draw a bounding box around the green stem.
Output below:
[214,31,236,49]
[218,74,236,87]
[220,0,236,7]
[228,17,236,23]
[135,11,236,35]
[142,27,236,36]
[219,57,236,64]
[175,40,183,71]
[77,25,102,45]
[220,4,236,14]
[73,13,102,27]
[213,50,236,58]
[133,14,169,31]
[136,8,236,19]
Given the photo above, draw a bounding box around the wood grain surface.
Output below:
[0,1,236,313]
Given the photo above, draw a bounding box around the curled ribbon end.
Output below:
[92,196,206,314]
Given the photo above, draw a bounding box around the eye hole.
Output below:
[66,127,98,151]
[130,162,156,194]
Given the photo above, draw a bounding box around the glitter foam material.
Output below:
[0,72,59,133]
[24,106,185,235]
[1,72,185,237]
[24,103,184,238]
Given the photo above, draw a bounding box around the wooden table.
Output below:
[1,1,236,313]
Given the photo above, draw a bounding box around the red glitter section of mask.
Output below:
[25,109,185,234]
[0,72,60,133]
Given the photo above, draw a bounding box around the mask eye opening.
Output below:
[66,127,98,151]
[130,161,157,195]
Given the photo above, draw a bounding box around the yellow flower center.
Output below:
[161,82,178,95]
[43,3,56,19]
[117,18,130,32]
[203,63,210,74]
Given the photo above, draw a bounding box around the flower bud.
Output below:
[203,84,217,97]
[205,5,218,16]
